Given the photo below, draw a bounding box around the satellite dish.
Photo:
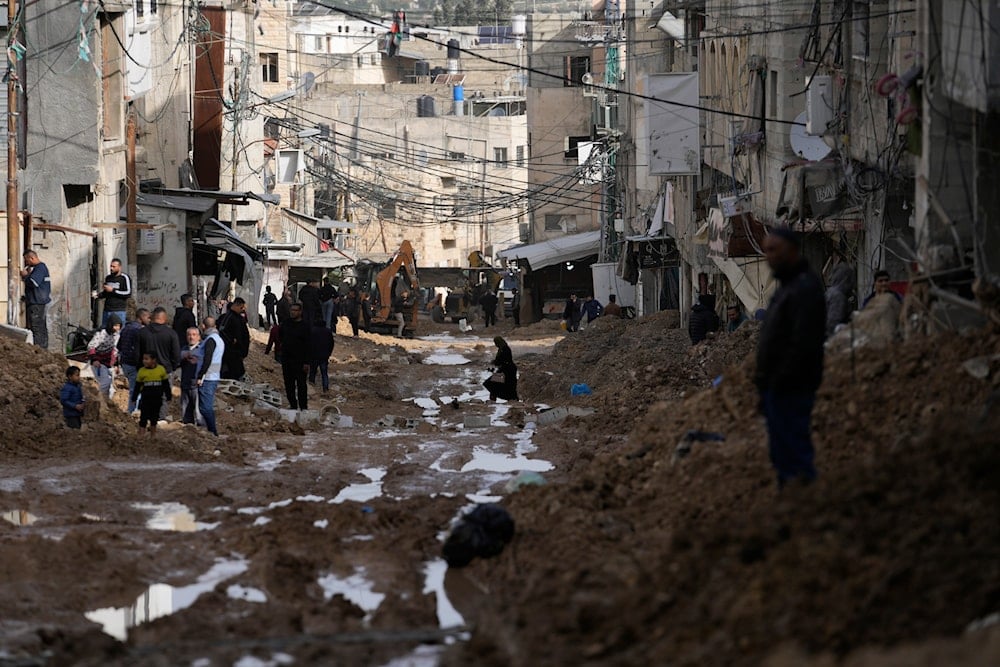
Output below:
[300,72,316,93]
[581,72,594,86]
[790,111,832,161]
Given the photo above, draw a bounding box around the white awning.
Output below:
[266,251,355,269]
[497,231,600,270]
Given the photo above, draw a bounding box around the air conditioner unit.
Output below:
[806,74,834,136]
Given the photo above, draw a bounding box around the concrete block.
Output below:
[464,414,491,429]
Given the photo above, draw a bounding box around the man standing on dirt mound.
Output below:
[217,298,250,380]
[755,228,826,488]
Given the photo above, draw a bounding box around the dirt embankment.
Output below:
[448,323,1000,666]
[518,311,759,432]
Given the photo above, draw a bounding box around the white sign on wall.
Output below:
[646,72,701,176]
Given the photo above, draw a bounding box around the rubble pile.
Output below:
[518,311,759,430]
[0,338,233,462]
[453,326,1000,666]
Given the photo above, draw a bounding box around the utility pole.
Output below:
[7,0,19,326]
[126,113,138,268]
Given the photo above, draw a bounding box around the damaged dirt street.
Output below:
[2,311,999,666]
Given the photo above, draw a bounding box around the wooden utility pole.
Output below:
[126,112,138,268]
[7,0,19,325]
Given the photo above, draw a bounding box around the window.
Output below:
[440,176,456,188]
[544,214,577,232]
[768,70,777,117]
[493,147,508,167]
[101,18,124,141]
[448,151,466,161]
[338,26,343,33]
[150,0,157,15]
[379,199,397,219]
[564,55,591,86]
[516,145,525,167]
[852,1,870,59]
[314,36,323,51]
[564,136,590,160]
[261,52,279,83]
[135,0,143,18]
[441,239,457,249]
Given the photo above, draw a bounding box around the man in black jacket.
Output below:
[755,229,826,488]
[279,303,313,410]
[98,258,133,327]
[217,298,250,380]
[276,288,292,324]
[298,279,322,326]
[139,307,181,420]
[479,289,498,328]
[172,294,197,343]
[688,293,720,344]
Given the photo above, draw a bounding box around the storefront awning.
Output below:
[497,231,601,270]
[266,251,355,269]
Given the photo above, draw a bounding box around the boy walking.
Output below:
[133,352,171,436]
[60,367,85,429]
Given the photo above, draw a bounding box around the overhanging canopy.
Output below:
[497,231,601,270]
[266,251,355,269]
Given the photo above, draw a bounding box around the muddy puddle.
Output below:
[133,502,218,532]
[85,557,249,641]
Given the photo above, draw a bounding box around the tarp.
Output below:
[497,231,601,270]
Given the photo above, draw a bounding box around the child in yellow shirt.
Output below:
[133,352,170,435]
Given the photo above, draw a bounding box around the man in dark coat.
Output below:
[139,307,181,374]
[263,285,278,327]
[217,298,250,380]
[172,293,198,343]
[480,289,499,328]
[755,229,826,488]
[279,303,313,410]
[688,293,720,344]
[298,279,322,326]
[138,307,181,420]
[276,288,292,324]
[510,288,521,326]
[563,294,582,332]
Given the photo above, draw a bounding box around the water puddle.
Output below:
[85,557,249,641]
[231,654,294,667]
[1,510,37,526]
[431,447,553,474]
[330,468,386,504]
[422,352,471,366]
[132,502,217,532]
[317,567,385,622]
[226,584,267,603]
[422,559,465,629]
[380,644,445,667]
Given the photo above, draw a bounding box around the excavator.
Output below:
[353,240,420,337]
[441,251,505,323]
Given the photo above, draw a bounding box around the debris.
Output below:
[504,471,546,493]
[962,356,992,380]
[535,405,595,426]
[463,414,491,429]
[570,383,592,396]
[442,503,515,568]
[673,430,726,460]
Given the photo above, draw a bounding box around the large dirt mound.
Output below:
[449,327,1000,666]
[0,338,236,463]
[518,312,759,431]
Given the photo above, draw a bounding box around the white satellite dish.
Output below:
[790,111,832,161]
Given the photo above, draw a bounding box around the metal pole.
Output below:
[126,113,138,268]
[7,0,20,325]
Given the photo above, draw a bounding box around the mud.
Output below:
[1,313,997,666]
